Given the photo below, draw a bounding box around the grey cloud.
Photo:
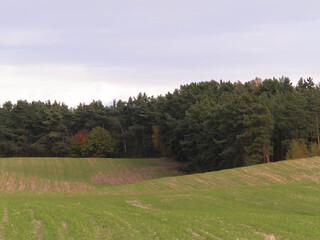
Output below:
[0,0,319,104]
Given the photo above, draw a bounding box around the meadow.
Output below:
[0,157,319,239]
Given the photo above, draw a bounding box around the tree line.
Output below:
[0,77,319,172]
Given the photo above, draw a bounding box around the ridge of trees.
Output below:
[0,77,319,172]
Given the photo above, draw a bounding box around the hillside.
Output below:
[0,158,181,191]
[0,157,319,239]
[127,156,320,193]
[1,157,319,192]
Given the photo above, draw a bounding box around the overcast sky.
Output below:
[0,0,319,106]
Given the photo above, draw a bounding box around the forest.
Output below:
[0,77,319,172]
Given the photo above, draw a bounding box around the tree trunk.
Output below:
[264,152,270,163]
[119,124,127,158]
[316,112,320,149]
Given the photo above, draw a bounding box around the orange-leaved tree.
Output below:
[69,129,87,157]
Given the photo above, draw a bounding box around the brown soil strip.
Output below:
[82,213,107,240]
[18,176,26,191]
[104,211,139,236]
[239,223,273,238]
[0,173,93,192]
[126,200,151,210]
[243,168,287,184]
[194,177,210,186]
[197,228,223,240]
[4,175,16,191]
[187,229,207,240]
[0,207,8,240]
[91,158,181,185]
[29,208,43,240]
[166,179,181,190]
[61,220,75,240]
[91,170,145,185]
[61,220,67,231]
[1,208,8,224]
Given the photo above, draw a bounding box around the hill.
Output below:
[0,157,181,191]
[0,157,319,239]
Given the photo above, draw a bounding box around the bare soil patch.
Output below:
[91,170,146,185]
[0,207,8,240]
[187,229,207,240]
[242,168,288,184]
[28,208,43,240]
[126,200,151,209]
[0,173,93,192]
[91,158,181,185]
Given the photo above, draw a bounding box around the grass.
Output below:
[0,157,320,239]
[0,157,180,191]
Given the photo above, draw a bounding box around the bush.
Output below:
[286,139,308,160]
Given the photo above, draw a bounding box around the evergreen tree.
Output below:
[32,102,69,156]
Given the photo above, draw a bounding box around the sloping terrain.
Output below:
[108,156,320,195]
[0,157,181,191]
[0,157,319,239]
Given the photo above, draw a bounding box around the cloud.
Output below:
[0,0,319,106]
[0,64,181,107]
[1,62,318,109]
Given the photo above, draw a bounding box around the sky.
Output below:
[0,0,320,107]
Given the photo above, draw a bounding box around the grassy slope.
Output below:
[0,158,180,191]
[0,157,320,239]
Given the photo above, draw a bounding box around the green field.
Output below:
[0,157,320,239]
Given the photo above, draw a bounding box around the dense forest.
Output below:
[0,77,319,172]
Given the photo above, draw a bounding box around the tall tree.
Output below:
[32,102,69,156]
